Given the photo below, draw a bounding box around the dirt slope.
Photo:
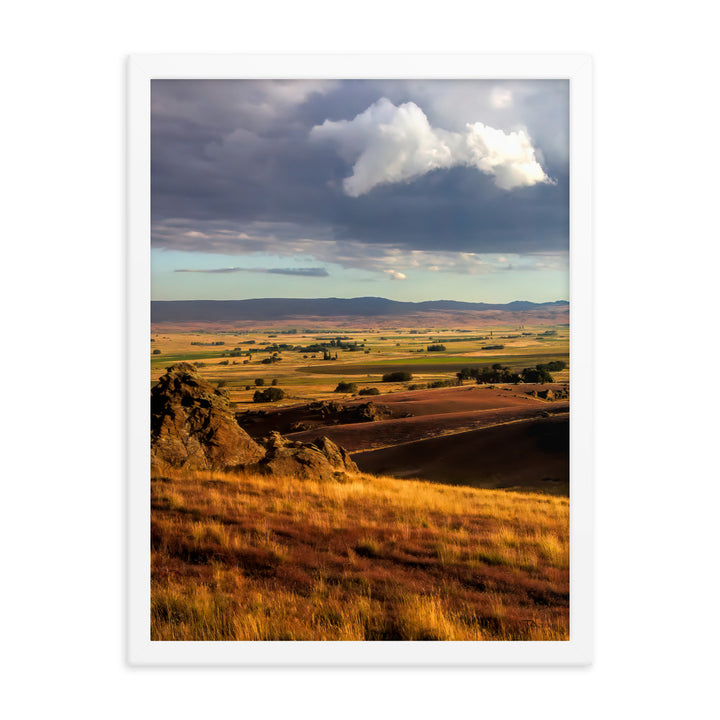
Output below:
[353,415,569,495]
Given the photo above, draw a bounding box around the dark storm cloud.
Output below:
[174,266,329,277]
[151,80,569,265]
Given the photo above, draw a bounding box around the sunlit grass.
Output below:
[152,467,569,641]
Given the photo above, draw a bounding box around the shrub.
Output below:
[254,378,265,386]
[334,381,358,393]
[253,387,285,403]
[358,387,380,396]
[271,378,278,386]
[428,379,458,389]
[382,371,413,382]
[152,349,161,355]
[542,360,566,372]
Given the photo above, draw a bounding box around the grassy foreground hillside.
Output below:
[152,469,569,641]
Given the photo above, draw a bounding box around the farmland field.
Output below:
[151,323,569,411]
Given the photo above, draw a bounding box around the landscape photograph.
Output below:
[150,77,571,641]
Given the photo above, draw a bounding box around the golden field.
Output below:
[151,467,569,641]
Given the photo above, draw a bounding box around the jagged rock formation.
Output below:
[253,432,359,481]
[151,362,265,471]
[307,400,386,424]
[526,387,569,401]
[151,363,359,481]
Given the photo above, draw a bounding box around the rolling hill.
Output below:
[151,297,569,325]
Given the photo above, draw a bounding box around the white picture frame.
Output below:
[127,53,593,666]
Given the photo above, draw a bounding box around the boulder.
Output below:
[254,434,359,482]
[151,362,265,471]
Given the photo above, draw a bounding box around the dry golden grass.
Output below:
[151,468,569,641]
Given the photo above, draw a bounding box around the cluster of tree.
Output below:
[382,371,413,382]
[426,344,447,352]
[262,343,295,352]
[518,366,553,383]
[481,344,505,350]
[253,387,285,403]
[260,357,282,364]
[293,339,365,354]
[457,364,517,383]
[358,387,380,396]
[222,348,253,358]
[538,330,557,336]
[190,341,225,346]
[334,381,358,393]
[456,362,562,385]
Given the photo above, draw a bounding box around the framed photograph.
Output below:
[128,54,593,665]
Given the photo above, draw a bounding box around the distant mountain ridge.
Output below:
[152,297,569,323]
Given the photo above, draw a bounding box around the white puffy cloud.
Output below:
[385,270,407,280]
[310,98,552,196]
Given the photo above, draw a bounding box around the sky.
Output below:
[151,79,569,303]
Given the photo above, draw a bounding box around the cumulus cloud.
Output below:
[175,266,328,277]
[310,98,552,196]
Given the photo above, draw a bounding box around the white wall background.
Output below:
[2,2,717,717]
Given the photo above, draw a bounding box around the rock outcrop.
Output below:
[308,400,386,424]
[151,363,359,481]
[253,431,359,481]
[525,386,569,401]
[151,363,265,471]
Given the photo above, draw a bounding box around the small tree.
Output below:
[334,381,358,393]
[253,387,285,403]
[254,378,265,386]
[271,378,278,386]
